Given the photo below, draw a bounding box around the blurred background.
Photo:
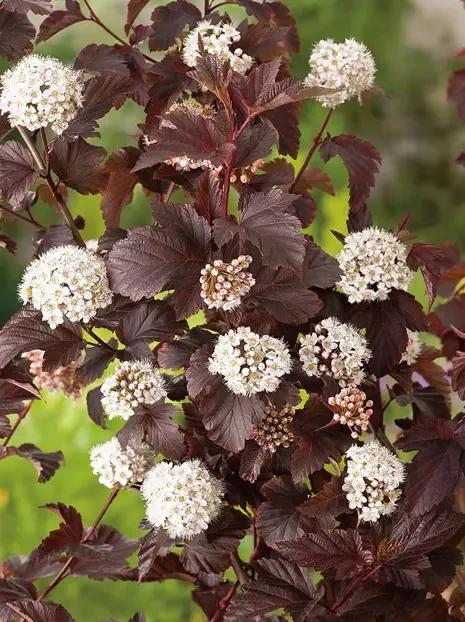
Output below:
[1,0,465,619]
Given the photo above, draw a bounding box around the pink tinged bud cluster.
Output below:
[208,327,292,396]
[23,349,84,401]
[200,255,255,311]
[299,317,371,387]
[252,404,295,453]
[304,38,376,108]
[101,360,167,421]
[141,459,224,540]
[328,386,374,439]
[182,20,253,75]
[0,54,84,135]
[19,245,112,329]
[400,329,423,366]
[336,227,413,303]
[90,437,155,489]
[343,440,405,523]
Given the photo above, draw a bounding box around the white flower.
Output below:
[299,317,371,387]
[336,228,413,303]
[182,21,253,75]
[90,437,155,489]
[328,386,374,439]
[101,360,167,421]
[304,38,376,108]
[400,329,422,366]
[23,349,84,401]
[0,54,83,135]
[19,245,112,329]
[343,440,405,523]
[208,327,292,396]
[141,459,224,539]
[252,404,295,453]
[200,256,255,311]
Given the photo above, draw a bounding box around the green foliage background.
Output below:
[0,0,463,620]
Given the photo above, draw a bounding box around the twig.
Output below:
[204,0,210,15]
[289,108,333,193]
[332,565,380,613]
[313,419,338,434]
[44,173,85,247]
[0,204,46,230]
[37,487,120,602]
[211,581,240,622]
[84,327,118,353]
[40,128,50,173]
[2,403,32,448]
[162,181,176,204]
[17,127,46,174]
[230,552,247,586]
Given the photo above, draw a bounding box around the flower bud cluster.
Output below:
[304,39,376,108]
[141,459,224,540]
[299,317,371,387]
[230,159,264,184]
[336,228,413,303]
[200,256,255,311]
[182,21,253,74]
[101,360,167,421]
[328,387,373,439]
[23,349,84,401]
[400,329,422,366]
[208,327,292,396]
[0,54,83,134]
[343,440,405,523]
[19,245,112,329]
[253,404,295,453]
[90,437,155,489]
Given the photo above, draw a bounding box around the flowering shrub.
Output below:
[0,1,465,621]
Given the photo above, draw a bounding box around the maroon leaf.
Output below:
[0,578,37,622]
[232,122,276,170]
[236,0,273,20]
[0,113,12,140]
[302,241,341,289]
[294,169,335,196]
[2,0,53,14]
[6,601,75,622]
[149,0,201,51]
[452,352,465,400]
[138,529,165,582]
[0,141,40,207]
[194,171,222,223]
[146,51,196,109]
[151,201,211,253]
[239,24,299,62]
[448,69,465,121]
[188,53,233,105]
[101,147,139,228]
[86,386,106,428]
[74,43,131,76]
[186,344,215,399]
[0,7,35,59]
[0,414,12,437]
[239,441,267,483]
[261,100,302,158]
[298,476,349,519]
[319,134,381,212]
[408,242,459,307]
[38,503,83,556]
[51,138,109,195]
[77,347,116,386]
[37,0,85,43]
[125,0,150,34]
[32,225,76,257]
[0,444,63,483]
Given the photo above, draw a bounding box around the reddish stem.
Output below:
[289,108,333,193]
[332,565,380,613]
[2,403,32,448]
[313,419,338,434]
[0,204,46,230]
[44,173,85,247]
[210,581,240,622]
[162,181,176,204]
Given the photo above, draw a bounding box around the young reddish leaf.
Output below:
[188,55,233,105]
[256,476,321,548]
[298,476,349,519]
[125,0,151,34]
[0,444,64,483]
[2,0,53,15]
[74,43,131,76]
[319,134,381,212]
[51,138,109,195]
[0,307,85,371]
[38,503,83,556]
[0,7,35,59]
[278,529,372,580]
[448,69,465,121]
[149,0,201,52]
[118,401,185,460]
[0,141,40,206]
[181,507,250,574]
[302,241,342,289]
[101,147,139,228]
[194,171,222,223]
[146,51,196,109]
[408,242,459,307]
[232,122,276,170]
[6,601,75,622]
[294,169,335,196]
[37,0,85,43]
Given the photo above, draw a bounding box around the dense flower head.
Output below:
[141,459,224,539]
[208,327,292,396]
[299,317,371,387]
[328,387,374,439]
[101,360,167,421]
[253,404,295,453]
[200,255,255,311]
[23,349,84,401]
[304,38,376,108]
[19,245,112,329]
[182,20,253,74]
[343,440,405,522]
[336,228,413,303]
[90,437,155,489]
[0,54,84,134]
[400,329,423,366]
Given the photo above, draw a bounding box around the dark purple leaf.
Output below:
[6,601,74,622]
[78,347,116,386]
[239,441,267,483]
[188,54,233,104]
[125,0,150,34]
[149,0,201,51]
[86,386,106,429]
[74,43,131,76]
[232,122,276,170]
[37,0,85,43]
[0,7,35,59]
[408,242,459,307]
[151,201,211,253]
[302,241,342,289]
[448,69,465,121]
[32,225,76,257]
[0,141,40,206]
[298,475,349,519]
[101,147,139,228]
[51,138,109,195]
[236,0,273,20]
[0,444,63,483]
[194,171,222,223]
[38,503,83,557]
[138,529,166,582]
[239,24,299,62]
[452,351,465,400]
[261,100,302,159]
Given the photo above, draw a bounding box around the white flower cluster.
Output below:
[253,404,295,453]
[400,329,422,366]
[299,317,371,387]
[182,21,253,74]
[90,437,155,489]
[101,360,167,421]
[337,228,413,303]
[343,440,405,522]
[200,256,255,311]
[328,387,374,439]
[208,327,292,396]
[304,39,376,108]
[0,54,83,135]
[141,459,224,539]
[19,245,112,329]
[23,349,84,401]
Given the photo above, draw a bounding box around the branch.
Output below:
[2,402,32,448]
[230,551,247,586]
[332,565,380,614]
[0,203,46,230]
